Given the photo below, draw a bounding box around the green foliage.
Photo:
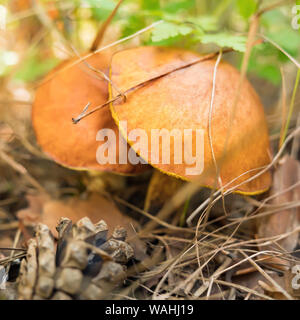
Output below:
[236,0,257,19]
[246,8,300,85]
[121,14,146,38]
[162,0,195,14]
[199,33,247,52]
[151,21,193,42]
[73,1,300,84]
[191,16,218,32]
[2,0,298,87]
[83,0,117,21]
[14,54,59,82]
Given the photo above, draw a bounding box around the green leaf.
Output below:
[236,0,257,19]
[162,0,195,14]
[14,56,59,82]
[83,0,116,21]
[141,0,160,11]
[194,16,218,32]
[261,10,284,29]
[247,47,282,85]
[252,64,281,85]
[121,14,146,38]
[185,16,218,32]
[199,33,247,52]
[151,21,193,42]
[268,29,300,57]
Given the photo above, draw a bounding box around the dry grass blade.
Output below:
[39,20,164,87]
[238,250,293,300]
[0,150,48,195]
[279,67,287,149]
[187,126,300,225]
[73,49,232,123]
[90,0,124,51]
[259,34,300,70]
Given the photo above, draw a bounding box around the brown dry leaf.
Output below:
[232,270,265,294]
[17,193,138,238]
[258,155,300,252]
[17,194,49,224]
[258,269,300,300]
[258,278,287,300]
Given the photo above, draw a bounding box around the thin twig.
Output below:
[39,20,164,86]
[72,49,233,124]
[90,0,124,52]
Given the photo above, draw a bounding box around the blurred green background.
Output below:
[0,0,299,85]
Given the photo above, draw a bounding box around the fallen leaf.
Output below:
[17,193,138,238]
[17,194,49,224]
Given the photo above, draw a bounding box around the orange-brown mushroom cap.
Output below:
[109,46,272,194]
[32,52,148,174]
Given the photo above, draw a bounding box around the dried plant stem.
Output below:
[5,229,21,275]
[40,20,164,86]
[0,247,26,252]
[0,150,48,195]
[238,250,293,300]
[72,49,232,124]
[187,126,300,225]
[281,69,300,146]
[215,13,259,196]
[111,194,193,234]
[279,67,287,149]
[259,34,300,69]
[291,113,300,158]
[214,279,273,300]
[257,0,293,17]
[90,0,124,52]
[0,221,19,231]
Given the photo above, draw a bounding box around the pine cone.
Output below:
[18,217,134,300]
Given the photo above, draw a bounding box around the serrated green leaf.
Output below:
[151,21,193,42]
[199,33,247,52]
[194,16,218,32]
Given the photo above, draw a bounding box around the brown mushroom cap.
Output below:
[32,52,148,174]
[109,46,272,194]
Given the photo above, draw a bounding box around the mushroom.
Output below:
[32,1,148,176]
[108,46,272,194]
[32,53,147,175]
